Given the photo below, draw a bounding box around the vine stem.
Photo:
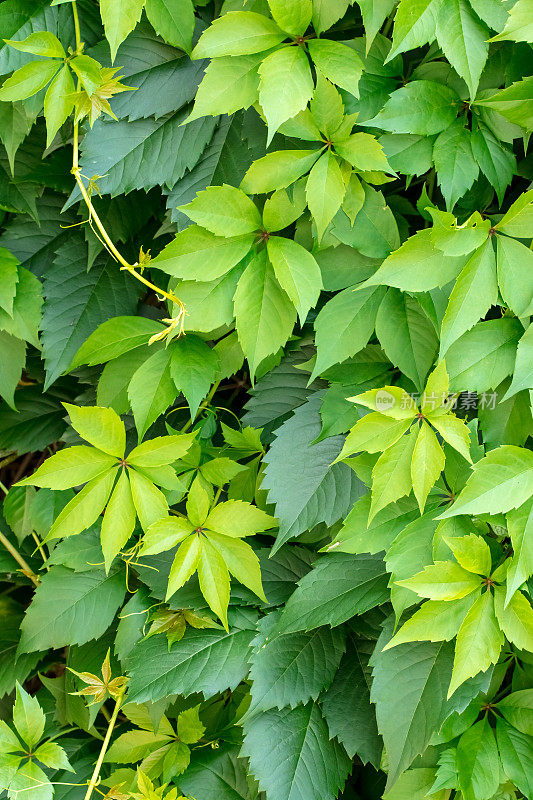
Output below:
[69,0,185,319]
[0,530,40,586]
[83,690,124,800]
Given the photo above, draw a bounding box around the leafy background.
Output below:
[0,1,532,799]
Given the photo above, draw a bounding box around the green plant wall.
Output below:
[0,1,531,799]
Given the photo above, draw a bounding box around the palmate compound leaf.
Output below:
[241,702,352,800]
[261,391,366,552]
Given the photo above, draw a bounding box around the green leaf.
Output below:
[335,134,392,176]
[100,469,136,569]
[363,228,467,291]
[234,250,296,381]
[17,446,117,490]
[494,585,533,652]
[308,39,363,93]
[384,595,476,649]
[356,0,397,51]
[448,590,503,697]
[370,626,457,787]
[277,552,389,633]
[5,31,65,58]
[261,392,364,550]
[503,324,533,402]
[397,561,482,600]
[496,720,533,799]
[128,348,176,440]
[435,0,489,98]
[411,421,445,513]
[376,289,438,390]
[41,239,140,388]
[100,0,145,61]
[249,623,345,710]
[192,11,286,58]
[474,77,533,130]
[74,111,217,198]
[46,470,117,542]
[333,183,400,258]
[63,404,125,459]
[71,316,163,368]
[379,133,433,177]
[366,81,461,135]
[312,0,351,34]
[179,744,259,800]
[145,0,195,53]
[445,318,522,394]
[13,683,45,748]
[242,703,351,800]
[19,566,126,652]
[0,59,59,102]
[471,123,516,204]
[151,225,254,281]
[197,537,231,629]
[496,234,533,318]
[128,433,196,468]
[167,535,201,601]
[306,150,345,240]
[267,236,322,323]
[505,498,533,602]
[170,335,219,420]
[321,633,381,765]
[129,468,169,529]
[267,0,312,35]
[311,285,385,378]
[456,717,499,800]
[205,499,276,538]
[491,0,533,42]
[127,621,256,702]
[370,428,419,520]
[241,149,321,194]
[441,445,533,517]
[0,331,25,410]
[433,122,479,209]
[187,53,263,121]
[495,188,533,238]
[440,239,497,355]
[43,64,74,147]
[179,184,261,237]
[388,0,441,60]
[259,45,314,143]
[339,414,413,458]
[208,531,266,601]
[444,533,491,576]
[33,741,72,771]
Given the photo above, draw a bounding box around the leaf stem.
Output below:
[31,531,49,569]
[0,530,40,586]
[83,690,124,800]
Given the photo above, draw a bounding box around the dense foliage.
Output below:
[0,1,532,799]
